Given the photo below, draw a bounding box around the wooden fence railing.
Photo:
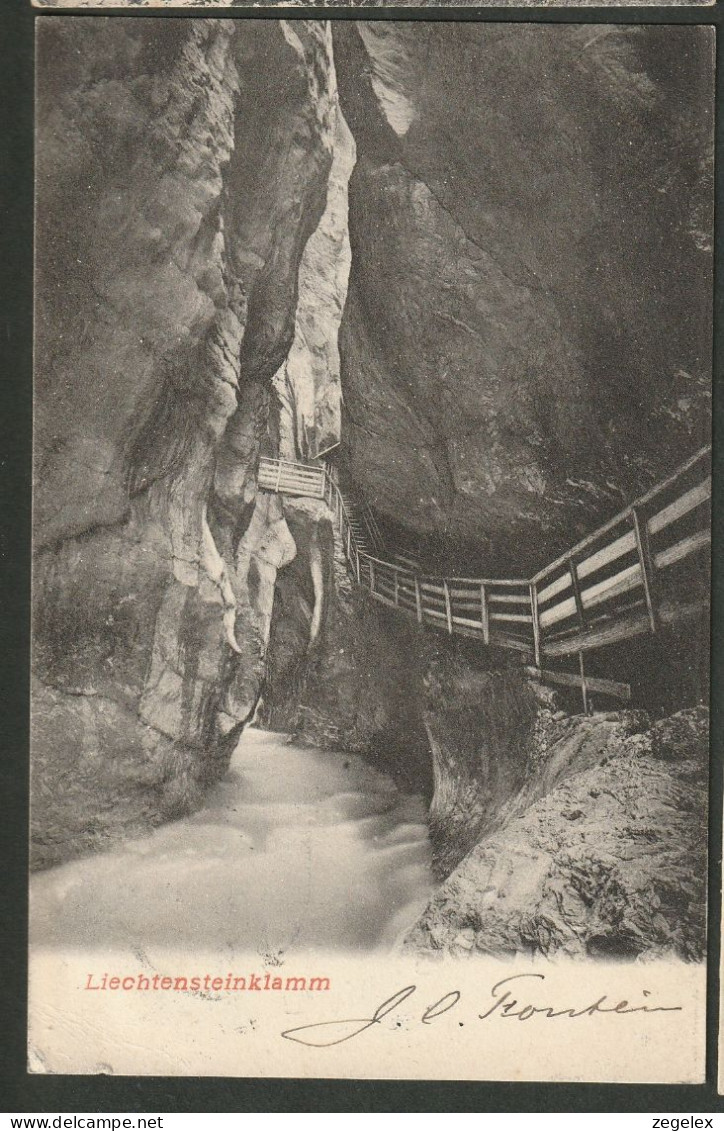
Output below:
[529,445,711,666]
[320,469,547,654]
[258,456,326,499]
[258,444,711,704]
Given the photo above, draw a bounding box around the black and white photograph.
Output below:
[28,17,713,1081]
[30,1,717,11]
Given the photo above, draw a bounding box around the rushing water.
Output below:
[30,729,434,954]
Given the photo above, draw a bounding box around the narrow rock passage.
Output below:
[30,729,434,954]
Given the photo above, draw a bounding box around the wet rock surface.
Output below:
[33,19,343,860]
[404,706,708,961]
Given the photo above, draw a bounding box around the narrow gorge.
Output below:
[32,17,712,962]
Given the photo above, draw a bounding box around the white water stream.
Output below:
[30,729,434,955]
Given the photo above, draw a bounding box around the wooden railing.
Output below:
[320,467,538,653]
[259,445,711,703]
[361,560,534,653]
[258,456,326,499]
[529,445,711,666]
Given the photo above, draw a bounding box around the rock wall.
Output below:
[332,23,713,574]
[405,706,708,961]
[261,508,434,795]
[32,18,344,866]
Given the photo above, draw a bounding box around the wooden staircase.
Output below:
[338,492,371,552]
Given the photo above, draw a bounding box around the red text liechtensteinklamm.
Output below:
[84,972,331,992]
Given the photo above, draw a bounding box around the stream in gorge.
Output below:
[30,728,434,955]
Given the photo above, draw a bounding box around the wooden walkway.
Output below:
[258,457,326,499]
[258,445,711,708]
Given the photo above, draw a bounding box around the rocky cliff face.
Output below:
[32,17,345,865]
[333,23,713,573]
[33,19,711,963]
[404,706,708,961]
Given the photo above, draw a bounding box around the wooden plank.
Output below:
[654,527,711,571]
[481,583,490,645]
[419,593,447,610]
[443,579,453,635]
[396,593,418,612]
[537,529,638,606]
[540,562,642,630]
[532,445,710,584]
[544,597,646,644]
[279,482,326,495]
[539,593,576,630]
[448,586,485,600]
[648,478,710,536]
[488,633,534,655]
[270,467,324,480]
[397,578,418,595]
[536,571,571,607]
[576,529,637,584]
[376,579,398,600]
[282,468,324,479]
[394,568,400,608]
[422,607,447,621]
[369,591,399,611]
[452,614,491,630]
[579,651,589,715]
[452,616,520,634]
[632,506,658,633]
[544,610,650,657]
[583,563,641,612]
[452,619,532,653]
[569,558,585,625]
[447,587,530,602]
[445,589,531,605]
[489,612,533,624]
[531,583,541,669]
[280,482,324,495]
[414,576,423,624]
[448,598,490,613]
[525,666,631,702]
[266,459,322,473]
[447,576,530,587]
[543,596,707,657]
[258,463,324,484]
[269,477,322,490]
[279,477,325,492]
[419,580,446,597]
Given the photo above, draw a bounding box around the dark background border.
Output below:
[1,0,722,1110]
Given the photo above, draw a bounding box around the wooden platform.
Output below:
[258,456,326,498]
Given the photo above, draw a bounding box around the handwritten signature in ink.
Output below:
[281,974,683,1048]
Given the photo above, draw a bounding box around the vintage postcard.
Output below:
[29,1,718,8]
[30,17,713,1081]
[30,0,718,9]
